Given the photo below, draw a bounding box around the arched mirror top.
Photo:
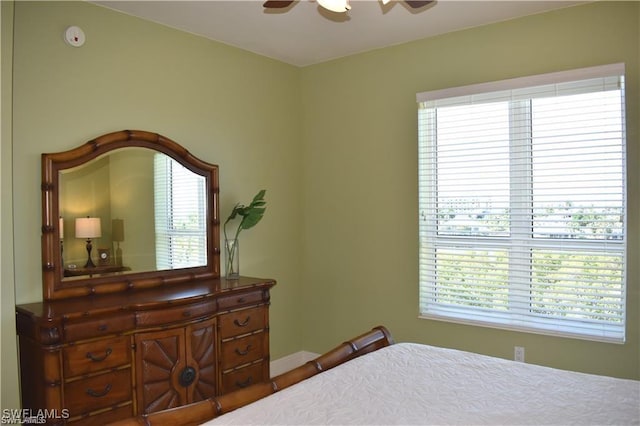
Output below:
[42,130,220,300]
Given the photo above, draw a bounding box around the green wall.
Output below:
[2,0,304,409]
[1,0,638,413]
[1,0,17,413]
[300,1,640,379]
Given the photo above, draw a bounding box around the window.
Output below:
[154,154,207,269]
[417,64,627,342]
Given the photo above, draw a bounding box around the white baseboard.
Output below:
[270,350,319,377]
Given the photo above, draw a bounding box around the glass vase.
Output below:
[225,238,240,279]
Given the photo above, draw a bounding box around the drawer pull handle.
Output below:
[235,344,252,356]
[86,347,113,362]
[237,297,246,303]
[183,310,192,317]
[179,366,197,387]
[98,324,108,332]
[86,383,112,398]
[236,376,253,388]
[234,316,251,327]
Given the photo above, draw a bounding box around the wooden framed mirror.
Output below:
[41,130,220,300]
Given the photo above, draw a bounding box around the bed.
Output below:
[112,326,640,426]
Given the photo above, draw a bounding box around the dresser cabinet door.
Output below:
[188,319,217,403]
[135,328,187,414]
[135,318,217,414]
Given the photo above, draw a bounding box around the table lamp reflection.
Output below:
[75,216,101,268]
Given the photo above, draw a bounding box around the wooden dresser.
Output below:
[16,276,275,425]
[21,130,275,425]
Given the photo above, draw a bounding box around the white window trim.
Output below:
[417,64,627,343]
[416,63,625,103]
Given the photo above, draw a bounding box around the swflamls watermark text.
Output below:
[1,409,70,424]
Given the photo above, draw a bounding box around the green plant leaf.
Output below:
[224,190,267,240]
[251,190,266,204]
[240,207,266,230]
[226,205,241,221]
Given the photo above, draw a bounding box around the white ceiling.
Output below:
[93,0,584,67]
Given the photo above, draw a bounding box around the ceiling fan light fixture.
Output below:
[381,0,391,4]
[317,0,351,13]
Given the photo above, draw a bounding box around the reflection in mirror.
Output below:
[59,148,207,280]
[153,153,207,269]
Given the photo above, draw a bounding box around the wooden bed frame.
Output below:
[111,326,394,426]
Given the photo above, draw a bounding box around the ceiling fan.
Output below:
[263,0,434,13]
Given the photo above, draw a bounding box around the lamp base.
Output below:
[84,238,96,268]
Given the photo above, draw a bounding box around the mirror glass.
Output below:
[59,148,207,280]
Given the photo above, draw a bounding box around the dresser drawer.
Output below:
[221,362,268,394]
[221,332,265,370]
[64,314,135,342]
[136,300,215,327]
[217,290,264,310]
[64,368,132,416]
[218,306,266,339]
[63,336,131,377]
[68,404,132,426]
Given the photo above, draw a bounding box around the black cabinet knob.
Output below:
[179,366,197,387]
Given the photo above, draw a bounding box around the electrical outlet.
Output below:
[514,346,525,362]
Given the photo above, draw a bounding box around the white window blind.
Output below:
[417,64,627,342]
[154,154,207,270]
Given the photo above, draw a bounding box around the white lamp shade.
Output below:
[59,217,64,240]
[75,217,102,239]
[317,0,351,12]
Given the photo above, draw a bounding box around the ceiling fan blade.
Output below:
[405,0,434,8]
[263,0,295,8]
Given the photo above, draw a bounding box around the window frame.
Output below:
[417,64,627,343]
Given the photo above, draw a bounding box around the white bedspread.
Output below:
[205,343,640,425]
